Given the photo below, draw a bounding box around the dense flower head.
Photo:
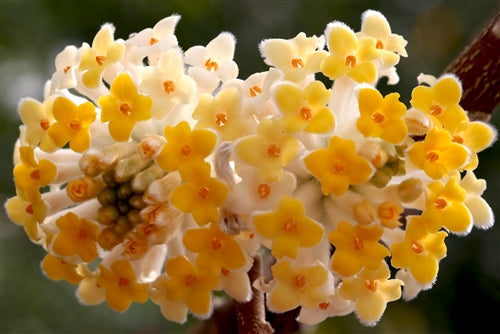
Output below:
[5,10,496,329]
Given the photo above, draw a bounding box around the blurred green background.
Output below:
[1,1,499,333]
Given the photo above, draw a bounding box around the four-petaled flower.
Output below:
[47,97,96,152]
[356,87,407,144]
[305,136,374,196]
[253,195,324,259]
[41,253,83,284]
[98,72,152,141]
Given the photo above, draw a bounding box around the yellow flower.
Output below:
[18,97,57,152]
[410,75,468,131]
[273,80,335,134]
[450,120,497,170]
[356,88,407,144]
[193,87,252,141]
[5,195,46,241]
[390,216,447,285]
[183,222,247,275]
[407,127,469,180]
[170,162,229,225]
[253,195,324,259]
[52,212,99,262]
[459,170,494,229]
[98,72,152,141]
[421,177,472,234]
[321,22,379,83]
[267,259,328,312]
[259,32,328,83]
[151,255,219,318]
[339,262,403,326]
[47,97,96,152]
[155,121,216,174]
[96,259,149,312]
[305,136,374,196]
[328,221,390,277]
[13,146,57,202]
[79,23,125,88]
[41,253,83,284]
[234,118,300,183]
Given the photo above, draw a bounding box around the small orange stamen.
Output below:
[40,119,50,130]
[120,103,132,116]
[365,279,378,292]
[249,85,262,97]
[118,277,129,287]
[221,267,230,276]
[95,55,106,66]
[425,151,439,163]
[198,186,210,200]
[434,198,447,209]
[376,40,384,49]
[211,236,222,250]
[284,219,298,232]
[204,58,219,72]
[371,112,385,124]
[300,106,312,121]
[63,66,71,74]
[332,160,345,174]
[215,112,228,126]
[70,120,82,131]
[30,169,40,180]
[291,58,305,68]
[345,55,357,68]
[149,37,159,45]
[430,105,442,116]
[411,241,424,254]
[185,274,197,287]
[257,183,271,199]
[163,80,175,94]
[452,135,464,144]
[353,237,364,250]
[294,275,306,288]
[319,301,330,310]
[180,144,192,157]
[26,204,34,215]
[267,144,281,158]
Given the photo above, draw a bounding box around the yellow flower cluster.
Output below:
[5,10,496,327]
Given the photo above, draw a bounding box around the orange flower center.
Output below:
[332,160,346,174]
[78,228,88,239]
[257,183,271,199]
[430,105,442,116]
[215,112,228,126]
[411,241,424,254]
[364,279,378,292]
[300,106,312,121]
[163,80,175,94]
[198,186,210,200]
[120,103,133,116]
[284,219,298,232]
[211,236,222,250]
[185,274,197,287]
[26,204,34,214]
[221,267,230,276]
[452,135,464,144]
[425,151,439,163]
[376,40,384,49]
[353,236,364,250]
[180,144,192,157]
[149,37,159,45]
[345,55,357,68]
[294,275,306,288]
[204,58,219,72]
[249,85,262,97]
[319,301,330,310]
[40,119,50,130]
[434,197,447,209]
[291,58,305,68]
[267,144,281,158]
[118,277,129,287]
[30,169,40,180]
[371,111,385,124]
[63,66,71,74]
[70,119,82,131]
[95,55,106,66]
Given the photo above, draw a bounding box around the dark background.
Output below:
[1,1,499,333]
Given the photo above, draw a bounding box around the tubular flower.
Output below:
[305,136,374,196]
[170,162,229,225]
[410,75,468,131]
[356,87,408,144]
[5,11,497,329]
[96,259,149,312]
[339,262,403,326]
[273,80,335,134]
[155,121,217,174]
[328,221,390,277]
[421,177,472,234]
[390,216,447,285]
[183,222,248,275]
[253,195,324,259]
[47,97,96,152]
[259,32,328,83]
[79,23,125,88]
[234,118,301,183]
[150,255,219,321]
[267,259,329,312]
[321,22,379,83]
[407,127,469,180]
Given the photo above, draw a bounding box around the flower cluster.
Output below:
[6,10,496,327]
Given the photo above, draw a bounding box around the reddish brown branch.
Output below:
[445,11,500,121]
